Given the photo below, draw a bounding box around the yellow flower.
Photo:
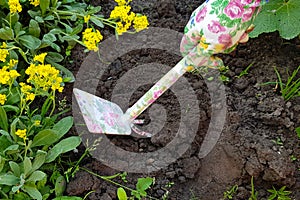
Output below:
[110,5,136,35]
[34,120,41,126]
[20,82,35,101]
[133,15,149,32]
[33,53,47,64]
[0,94,7,105]
[0,49,9,62]
[0,66,20,85]
[8,0,22,13]
[25,62,64,93]
[82,28,103,51]
[15,129,26,140]
[8,59,18,68]
[1,42,7,48]
[110,5,132,21]
[29,0,40,6]
[84,15,90,23]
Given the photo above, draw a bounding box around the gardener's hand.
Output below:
[181,0,265,69]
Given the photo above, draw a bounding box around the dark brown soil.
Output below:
[63,0,300,199]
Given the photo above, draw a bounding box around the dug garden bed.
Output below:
[62,0,300,199]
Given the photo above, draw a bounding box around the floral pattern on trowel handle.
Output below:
[181,0,268,71]
[124,55,222,121]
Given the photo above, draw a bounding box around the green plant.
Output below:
[296,127,300,139]
[0,113,81,199]
[272,137,284,146]
[236,62,254,78]
[267,186,292,200]
[0,0,149,81]
[250,0,300,40]
[290,155,297,162]
[223,184,238,200]
[219,65,230,83]
[274,65,300,101]
[249,176,258,200]
[80,168,156,200]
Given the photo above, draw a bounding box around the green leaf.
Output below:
[87,6,102,15]
[117,187,128,200]
[45,136,81,163]
[251,0,300,39]
[90,16,104,28]
[27,171,46,182]
[31,150,47,172]
[52,116,73,139]
[3,144,19,155]
[296,127,300,139]
[35,16,44,23]
[45,52,64,62]
[61,35,80,42]
[23,184,43,200]
[28,10,41,18]
[136,177,153,192]
[31,129,60,148]
[29,20,41,38]
[6,13,19,25]
[44,15,54,20]
[14,22,22,36]
[19,35,41,50]
[0,27,14,40]
[40,0,50,15]
[13,192,31,200]
[0,174,20,185]
[0,156,6,172]
[24,157,33,177]
[9,161,21,177]
[43,32,56,43]
[71,24,83,35]
[3,105,20,113]
[0,106,8,131]
[55,175,66,196]
[6,87,20,105]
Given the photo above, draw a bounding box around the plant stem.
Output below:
[80,167,159,200]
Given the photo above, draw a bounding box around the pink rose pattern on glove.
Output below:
[181,0,268,71]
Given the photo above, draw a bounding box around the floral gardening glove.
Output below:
[180,0,268,71]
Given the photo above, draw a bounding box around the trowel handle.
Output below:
[124,54,213,122]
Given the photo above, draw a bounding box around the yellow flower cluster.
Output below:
[0,62,20,85]
[8,0,22,13]
[25,53,64,93]
[33,52,47,64]
[82,28,103,51]
[29,0,40,7]
[0,94,7,105]
[133,15,149,32]
[0,49,9,62]
[20,82,35,101]
[15,129,26,140]
[110,0,149,35]
[84,15,90,23]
